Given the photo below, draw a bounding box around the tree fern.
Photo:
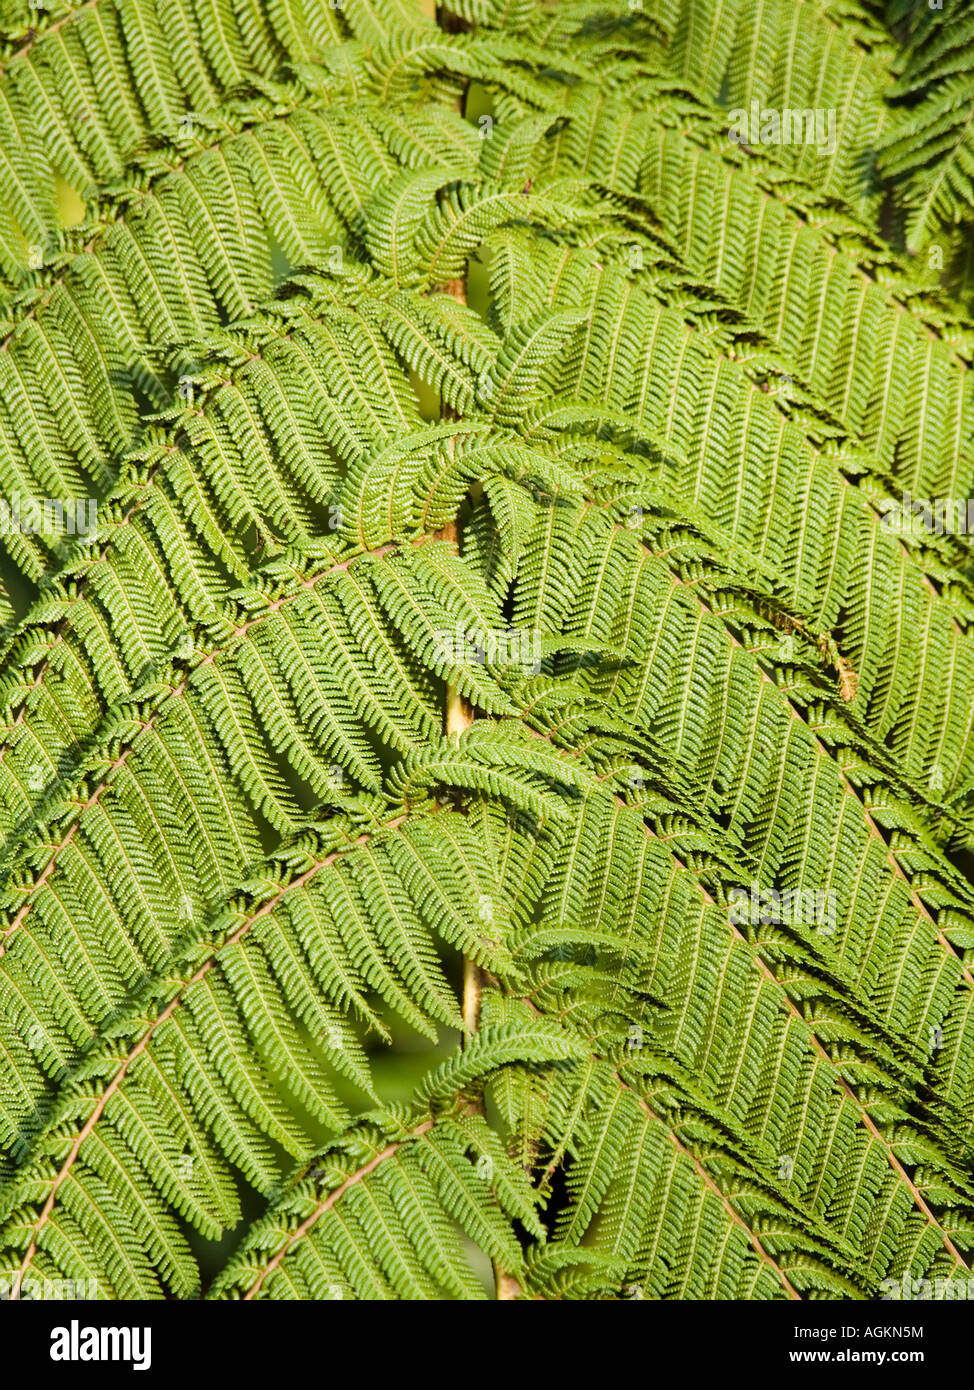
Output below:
[0,0,973,1306]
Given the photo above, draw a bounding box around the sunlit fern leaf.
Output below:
[0,0,973,1304]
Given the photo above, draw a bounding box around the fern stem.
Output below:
[427,144,519,1293]
[434,301,482,1039]
[438,515,475,742]
[462,954,482,1035]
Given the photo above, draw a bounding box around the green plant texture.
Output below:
[0,0,972,1302]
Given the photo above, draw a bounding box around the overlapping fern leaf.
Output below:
[0,0,972,1301]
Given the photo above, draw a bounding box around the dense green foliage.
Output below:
[0,0,973,1301]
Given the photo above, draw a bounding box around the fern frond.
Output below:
[1,0,973,1306]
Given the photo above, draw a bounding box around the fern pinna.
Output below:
[0,0,972,1303]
